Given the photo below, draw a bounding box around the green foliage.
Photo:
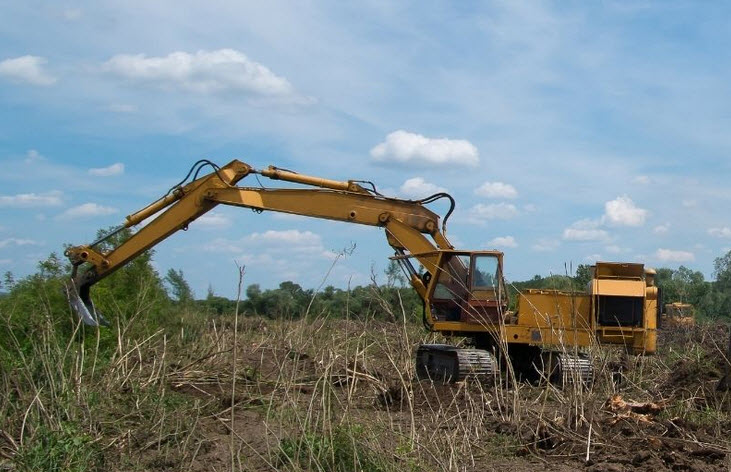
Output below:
[709,250,731,317]
[242,282,304,318]
[198,284,237,315]
[91,228,169,323]
[385,260,407,287]
[236,281,420,321]
[164,268,194,305]
[0,253,76,368]
[714,250,731,287]
[573,264,592,288]
[654,259,730,319]
[14,423,103,472]
[655,266,708,306]
[279,425,391,472]
[0,226,176,375]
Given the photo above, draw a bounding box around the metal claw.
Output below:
[65,278,110,327]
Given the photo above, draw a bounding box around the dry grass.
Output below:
[1,287,731,471]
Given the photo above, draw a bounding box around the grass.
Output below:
[1,282,731,471]
[14,422,103,472]
[278,424,393,472]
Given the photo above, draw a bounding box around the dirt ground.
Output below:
[118,318,730,472]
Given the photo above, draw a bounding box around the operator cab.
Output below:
[427,250,508,325]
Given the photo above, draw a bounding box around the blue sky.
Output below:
[1,1,730,298]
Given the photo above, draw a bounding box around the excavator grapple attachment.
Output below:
[65,279,109,327]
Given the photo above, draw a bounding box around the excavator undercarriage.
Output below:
[416,344,499,383]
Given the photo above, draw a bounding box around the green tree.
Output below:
[714,250,731,289]
[672,266,708,304]
[164,268,194,305]
[89,226,170,322]
[3,271,13,290]
[573,264,593,289]
[385,260,407,287]
[201,283,231,314]
[244,284,263,313]
[655,268,679,305]
[710,250,731,318]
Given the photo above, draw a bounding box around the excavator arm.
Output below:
[65,159,455,325]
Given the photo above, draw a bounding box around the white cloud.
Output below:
[562,219,609,242]
[653,223,670,234]
[603,195,647,227]
[0,238,41,249]
[203,229,336,280]
[486,236,518,248]
[88,163,125,177]
[0,55,56,86]
[708,227,731,238]
[532,238,560,252]
[0,190,63,207]
[474,181,518,199]
[467,203,518,222]
[206,229,324,254]
[584,253,603,262]
[655,248,695,263]
[24,149,44,163]
[57,203,118,220]
[202,238,247,254]
[399,177,446,198]
[632,175,651,184]
[271,213,310,222]
[563,228,610,242]
[370,130,479,167]
[605,245,623,254]
[194,212,232,229]
[102,49,313,104]
[249,229,321,247]
[681,199,697,208]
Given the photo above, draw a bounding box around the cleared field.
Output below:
[2,298,730,471]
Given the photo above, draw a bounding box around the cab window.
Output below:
[472,255,499,289]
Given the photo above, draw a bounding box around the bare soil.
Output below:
[141,319,731,471]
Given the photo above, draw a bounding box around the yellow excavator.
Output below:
[65,159,658,384]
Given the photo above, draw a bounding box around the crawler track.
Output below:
[416,344,498,383]
[543,352,594,386]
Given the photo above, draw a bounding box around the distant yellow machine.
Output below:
[65,159,658,385]
[662,302,695,327]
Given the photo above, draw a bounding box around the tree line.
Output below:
[1,226,731,325]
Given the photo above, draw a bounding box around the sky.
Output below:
[1,1,730,298]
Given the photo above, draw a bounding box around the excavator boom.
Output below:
[65,159,455,326]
